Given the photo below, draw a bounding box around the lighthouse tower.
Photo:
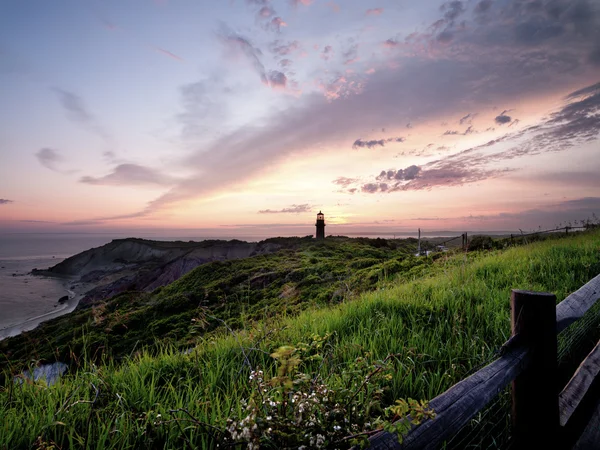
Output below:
[315,211,326,240]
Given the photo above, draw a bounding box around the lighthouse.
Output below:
[315,211,325,240]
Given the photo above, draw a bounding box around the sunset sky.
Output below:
[1,0,599,237]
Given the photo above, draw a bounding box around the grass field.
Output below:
[1,230,599,449]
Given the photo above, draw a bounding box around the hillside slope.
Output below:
[34,237,281,308]
[2,231,599,449]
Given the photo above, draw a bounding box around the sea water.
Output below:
[0,234,116,339]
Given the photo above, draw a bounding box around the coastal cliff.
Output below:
[36,238,282,308]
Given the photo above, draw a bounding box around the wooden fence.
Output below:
[368,273,600,450]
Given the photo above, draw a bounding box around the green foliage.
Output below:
[0,230,599,448]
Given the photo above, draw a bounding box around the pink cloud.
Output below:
[258,6,274,17]
[291,0,313,5]
[315,74,364,101]
[383,39,400,48]
[152,46,184,61]
[269,17,288,32]
[366,8,384,16]
[366,68,376,74]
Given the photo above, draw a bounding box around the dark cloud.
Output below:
[0,199,13,205]
[218,28,267,84]
[475,0,493,14]
[443,126,476,135]
[459,113,477,125]
[267,71,287,89]
[353,138,385,149]
[441,1,466,21]
[437,30,455,43]
[320,45,334,60]
[258,204,312,214]
[495,110,512,124]
[279,58,293,68]
[352,136,405,149]
[566,82,600,100]
[514,19,564,45]
[376,165,421,182]
[80,164,177,186]
[35,148,74,174]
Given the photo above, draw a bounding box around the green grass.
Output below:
[1,230,599,449]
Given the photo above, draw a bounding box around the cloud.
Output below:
[267,17,287,33]
[35,148,75,174]
[342,43,359,65]
[267,70,288,89]
[352,136,405,149]
[366,8,384,16]
[353,139,385,149]
[320,45,334,60]
[258,204,312,214]
[332,177,358,187]
[89,0,600,225]
[52,88,92,123]
[270,40,301,56]
[152,46,184,61]
[426,197,600,230]
[258,6,274,17]
[80,164,178,186]
[51,88,112,144]
[459,113,477,125]
[440,1,466,21]
[566,82,600,100]
[0,199,13,205]
[474,0,492,14]
[348,81,600,194]
[495,110,512,125]
[218,28,267,84]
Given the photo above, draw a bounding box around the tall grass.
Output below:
[1,231,599,449]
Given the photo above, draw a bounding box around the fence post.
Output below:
[511,290,559,449]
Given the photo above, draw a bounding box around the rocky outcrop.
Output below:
[38,238,282,309]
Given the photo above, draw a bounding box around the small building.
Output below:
[316,211,325,240]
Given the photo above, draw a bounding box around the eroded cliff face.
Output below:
[41,238,281,308]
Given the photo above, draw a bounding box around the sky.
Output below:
[0,0,599,237]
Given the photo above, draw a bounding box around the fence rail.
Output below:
[369,273,600,450]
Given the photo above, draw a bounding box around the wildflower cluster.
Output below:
[223,334,434,449]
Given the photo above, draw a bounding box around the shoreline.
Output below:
[0,283,84,341]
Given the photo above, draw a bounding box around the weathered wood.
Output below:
[511,290,559,449]
[556,274,600,334]
[571,394,600,450]
[559,338,600,427]
[368,345,530,450]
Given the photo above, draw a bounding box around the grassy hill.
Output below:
[1,231,599,448]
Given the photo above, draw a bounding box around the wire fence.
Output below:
[432,292,600,450]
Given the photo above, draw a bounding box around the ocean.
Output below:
[0,234,117,339]
[0,232,274,339]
